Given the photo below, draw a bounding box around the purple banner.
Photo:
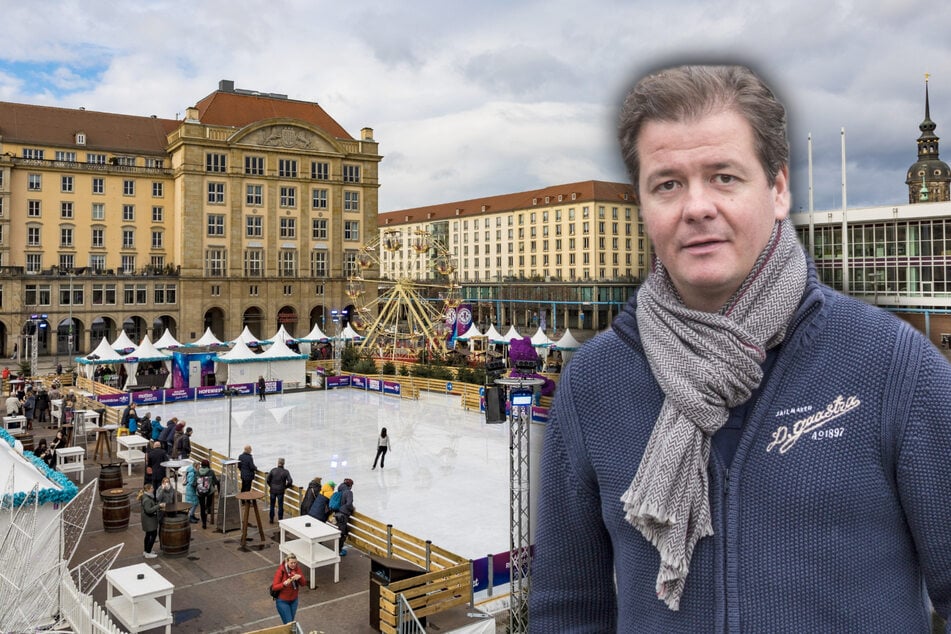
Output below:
[352,375,367,389]
[382,380,401,396]
[132,390,163,405]
[164,387,195,402]
[196,385,224,400]
[471,550,515,593]
[97,393,130,407]
[326,375,351,389]
[367,378,383,392]
[228,382,255,396]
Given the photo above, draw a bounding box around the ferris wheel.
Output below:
[347,228,461,358]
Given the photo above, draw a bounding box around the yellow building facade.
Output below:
[0,80,380,358]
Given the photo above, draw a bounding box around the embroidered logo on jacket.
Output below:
[766,395,861,455]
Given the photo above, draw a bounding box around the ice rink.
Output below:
[144,387,512,559]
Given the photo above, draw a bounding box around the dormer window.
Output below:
[75,132,86,145]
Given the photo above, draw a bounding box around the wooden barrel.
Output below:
[101,488,131,532]
[98,464,123,495]
[160,513,191,557]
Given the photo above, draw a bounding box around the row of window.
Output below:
[26,174,164,197]
[207,216,360,241]
[23,253,166,274]
[207,183,359,211]
[446,205,634,231]
[25,200,164,221]
[803,219,951,260]
[25,282,176,305]
[203,249,348,278]
[22,148,164,168]
[24,225,164,250]
[208,153,361,182]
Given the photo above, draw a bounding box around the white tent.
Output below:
[339,324,363,340]
[75,337,124,380]
[192,327,225,347]
[501,325,522,343]
[258,339,307,384]
[457,323,485,341]
[267,324,296,346]
[484,323,505,344]
[110,330,137,353]
[153,329,184,350]
[530,326,553,348]
[231,325,262,347]
[122,335,172,390]
[552,327,583,368]
[214,339,267,385]
[298,322,330,342]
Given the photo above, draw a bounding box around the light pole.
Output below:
[225,387,236,457]
[68,270,74,357]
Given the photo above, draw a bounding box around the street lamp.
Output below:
[68,270,74,357]
[224,387,236,457]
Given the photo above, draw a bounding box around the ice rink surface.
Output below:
[145,388,511,559]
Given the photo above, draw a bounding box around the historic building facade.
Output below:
[377,180,647,331]
[0,80,380,358]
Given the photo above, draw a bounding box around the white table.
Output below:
[105,563,174,634]
[56,446,86,483]
[116,434,150,475]
[278,515,341,587]
[2,415,26,432]
[51,399,63,426]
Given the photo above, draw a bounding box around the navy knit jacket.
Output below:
[530,268,951,632]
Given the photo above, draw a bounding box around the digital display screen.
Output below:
[511,392,533,406]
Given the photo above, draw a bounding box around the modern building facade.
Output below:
[377,180,646,332]
[0,80,380,359]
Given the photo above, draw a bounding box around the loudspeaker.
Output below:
[485,386,506,424]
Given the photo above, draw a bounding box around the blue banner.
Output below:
[97,392,130,407]
[164,387,194,402]
[382,380,401,396]
[132,389,163,406]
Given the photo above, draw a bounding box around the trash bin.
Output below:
[368,554,426,631]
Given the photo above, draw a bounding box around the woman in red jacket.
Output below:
[271,554,306,624]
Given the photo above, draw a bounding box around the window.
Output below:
[245,156,265,175]
[152,206,164,222]
[343,251,358,276]
[342,164,361,182]
[61,175,74,192]
[92,177,104,194]
[61,201,74,219]
[59,280,81,304]
[123,282,146,303]
[344,191,360,211]
[207,214,225,236]
[152,182,164,197]
[249,285,259,297]
[283,284,293,295]
[312,218,328,240]
[278,250,297,276]
[279,159,298,178]
[151,230,163,249]
[28,174,41,190]
[145,158,164,168]
[60,227,74,247]
[246,216,263,237]
[210,285,220,297]
[246,184,263,205]
[123,205,135,221]
[205,249,226,276]
[92,203,105,220]
[279,186,297,208]
[23,148,44,159]
[27,200,41,217]
[27,227,41,246]
[244,249,263,277]
[87,153,106,164]
[150,255,165,270]
[121,255,136,274]
[91,228,104,248]
[344,220,360,241]
[91,282,115,304]
[122,229,135,249]
[123,180,135,196]
[25,283,52,305]
[312,188,328,210]
[280,217,297,238]
[154,283,176,304]
[116,156,136,167]
[206,153,227,173]
[312,161,329,180]
[310,250,327,277]
[207,182,225,204]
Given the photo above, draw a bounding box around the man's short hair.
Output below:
[278,458,285,467]
[618,64,788,196]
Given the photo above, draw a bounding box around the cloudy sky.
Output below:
[1,0,948,213]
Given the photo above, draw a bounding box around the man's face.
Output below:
[636,108,790,312]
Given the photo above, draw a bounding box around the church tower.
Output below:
[905,75,951,203]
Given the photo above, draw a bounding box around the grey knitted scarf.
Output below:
[621,218,807,610]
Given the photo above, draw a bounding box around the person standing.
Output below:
[371,427,391,470]
[195,459,219,529]
[238,445,257,493]
[119,402,137,431]
[182,460,200,523]
[174,426,193,460]
[334,478,355,556]
[257,375,267,402]
[138,482,160,559]
[22,389,35,430]
[530,63,951,630]
[307,485,331,523]
[299,476,322,516]
[266,458,293,524]
[5,393,21,416]
[155,476,177,538]
[34,388,50,426]
[158,417,177,452]
[146,440,169,491]
[271,554,306,624]
[150,416,164,444]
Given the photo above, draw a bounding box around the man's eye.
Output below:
[714,174,736,184]
[657,180,677,191]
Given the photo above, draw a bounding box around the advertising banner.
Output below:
[367,377,383,392]
[228,382,255,396]
[326,375,351,389]
[97,393,130,407]
[163,387,195,403]
[352,375,367,390]
[196,385,224,400]
[132,389,163,406]
[382,380,401,396]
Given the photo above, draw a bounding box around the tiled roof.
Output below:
[379,180,635,224]
[0,101,176,154]
[193,91,354,140]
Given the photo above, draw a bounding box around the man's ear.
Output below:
[772,165,791,221]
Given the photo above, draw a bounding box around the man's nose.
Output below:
[681,184,718,222]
